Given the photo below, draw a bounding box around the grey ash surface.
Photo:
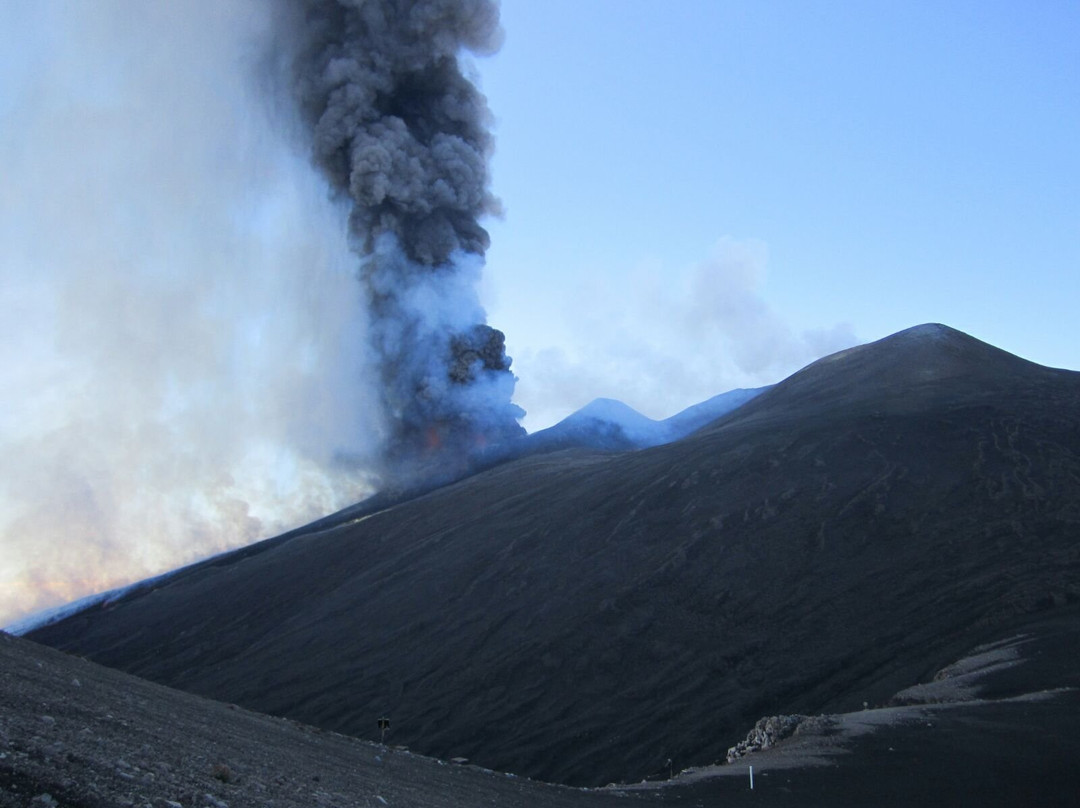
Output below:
[0,630,642,808]
[26,324,1080,788]
[5,610,1080,807]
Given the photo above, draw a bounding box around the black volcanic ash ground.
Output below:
[27,324,1080,787]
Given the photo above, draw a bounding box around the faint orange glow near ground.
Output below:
[1,574,132,628]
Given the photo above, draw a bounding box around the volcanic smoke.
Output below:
[277,0,525,482]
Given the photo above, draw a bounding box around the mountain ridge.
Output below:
[27,323,1080,786]
[522,386,766,453]
[698,322,1073,435]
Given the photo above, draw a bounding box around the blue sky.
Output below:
[477,0,1079,425]
[0,1,1077,626]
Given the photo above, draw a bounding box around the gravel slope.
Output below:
[0,630,643,808]
[6,609,1080,806]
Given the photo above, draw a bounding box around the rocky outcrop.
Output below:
[725,715,806,762]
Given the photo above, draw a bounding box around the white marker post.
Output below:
[749,765,754,790]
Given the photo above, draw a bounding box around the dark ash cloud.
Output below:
[274,0,524,481]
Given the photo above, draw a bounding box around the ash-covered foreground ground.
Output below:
[0,629,636,808]
[4,606,1080,807]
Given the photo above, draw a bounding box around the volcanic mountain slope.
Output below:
[112,387,764,561]
[28,324,1080,786]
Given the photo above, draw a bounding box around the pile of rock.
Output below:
[725,714,805,763]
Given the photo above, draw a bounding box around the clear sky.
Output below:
[0,1,1077,627]
[478,0,1079,427]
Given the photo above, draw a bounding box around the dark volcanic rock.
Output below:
[725,714,808,762]
[27,324,1080,787]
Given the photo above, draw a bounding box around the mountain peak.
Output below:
[701,323,1068,434]
[897,321,957,338]
[525,389,768,454]
[570,398,650,425]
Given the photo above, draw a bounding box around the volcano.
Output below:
[25,324,1080,787]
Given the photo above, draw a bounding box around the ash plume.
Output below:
[277,0,524,481]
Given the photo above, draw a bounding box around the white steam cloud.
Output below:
[512,237,858,430]
[0,2,384,626]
